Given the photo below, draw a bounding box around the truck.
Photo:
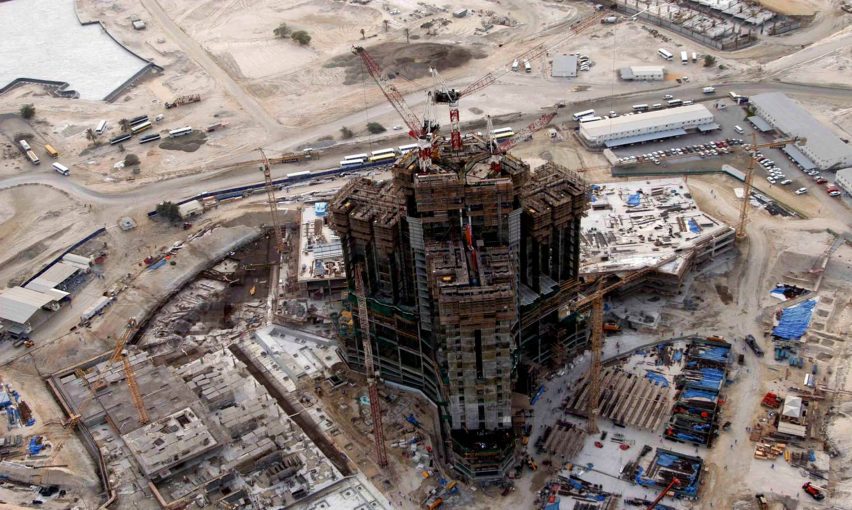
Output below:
[511,59,519,72]
[18,139,31,152]
[745,334,764,357]
[702,86,716,94]
[165,94,201,109]
[524,60,532,73]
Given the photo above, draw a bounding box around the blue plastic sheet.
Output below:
[627,193,642,206]
[673,351,683,362]
[688,218,701,233]
[0,392,10,408]
[646,371,670,387]
[682,388,717,401]
[694,346,730,362]
[773,299,816,340]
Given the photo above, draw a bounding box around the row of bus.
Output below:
[110,115,193,146]
[337,127,515,166]
[572,100,695,123]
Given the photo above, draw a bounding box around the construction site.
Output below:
[1,0,852,508]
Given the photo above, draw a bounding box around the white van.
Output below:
[96,120,108,135]
[734,125,744,134]
[52,162,70,176]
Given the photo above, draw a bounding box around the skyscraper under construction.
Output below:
[329,139,588,481]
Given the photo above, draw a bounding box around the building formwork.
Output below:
[329,139,590,482]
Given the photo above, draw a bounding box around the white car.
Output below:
[780,179,792,185]
[767,177,776,184]
[795,187,808,195]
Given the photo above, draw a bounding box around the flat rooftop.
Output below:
[581,178,733,275]
[0,0,150,99]
[580,104,713,139]
[297,203,345,283]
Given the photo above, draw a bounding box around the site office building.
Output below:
[329,148,589,482]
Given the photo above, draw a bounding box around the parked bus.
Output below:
[666,99,683,107]
[682,100,694,105]
[18,139,31,152]
[632,104,649,112]
[680,51,689,65]
[371,148,396,157]
[657,48,673,61]
[340,158,366,167]
[728,91,740,100]
[343,153,369,161]
[398,143,418,154]
[26,151,40,165]
[369,152,397,163]
[651,103,663,110]
[130,121,152,134]
[572,109,595,121]
[44,144,59,157]
[52,162,70,176]
[491,127,514,140]
[578,116,602,123]
[129,115,148,126]
[168,126,193,138]
[702,86,716,94]
[110,133,132,145]
[139,133,161,144]
[96,120,108,135]
[692,52,698,63]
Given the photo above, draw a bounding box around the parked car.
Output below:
[795,187,808,195]
[745,335,764,357]
[802,482,825,501]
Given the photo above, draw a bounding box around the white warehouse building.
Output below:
[619,65,665,81]
[749,93,852,171]
[836,168,852,196]
[580,104,716,148]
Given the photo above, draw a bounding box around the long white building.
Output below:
[749,93,852,171]
[579,104,716,147]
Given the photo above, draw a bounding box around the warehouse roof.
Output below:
[0,287,57,324]
[24,262,79,293]
[750,93,852,168]
[580,104,713,140]
[619,65,665,80]
[604,128,686,148]
[782,144,816,171]
[552,54,578,76]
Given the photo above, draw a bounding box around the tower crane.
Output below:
[563,253,679,433]
[259,148,287,319]
[646,477,681,510]
[353,264,388,467]
[483,110,557,177]
[352,46,437,173]
[736,134,805,239]
[432,11,608,150]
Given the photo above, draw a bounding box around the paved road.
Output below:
[139,0,282,136]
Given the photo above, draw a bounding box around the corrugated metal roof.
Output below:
[580,104,713,140]
[777,421,806,438]
[0,287,56,324]
[603,128,686,148]
[551,55,577,77]
[24,262,79,293]
[782,144,816,171]
[751,92,852,169]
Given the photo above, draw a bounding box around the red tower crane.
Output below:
[354,264,388,467]
[352,46,436,173]
[433,11,607,151]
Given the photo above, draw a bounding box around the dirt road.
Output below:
[139,0,282,136]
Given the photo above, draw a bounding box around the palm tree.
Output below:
[360,28,366,40]
[119,118,131,132]
[85,128,97,145]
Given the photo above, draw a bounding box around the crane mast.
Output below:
[354,265,388,467]
[259,148,286,319]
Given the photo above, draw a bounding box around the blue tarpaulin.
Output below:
[673,351,683,362]
[544,503,560,510]
[646,371,670,387]
[682,388,717,401]
[531,385,545,405]
[687,219,701,233]
[0,392,10,408]
[694,346,729,363]
[627,193,642,206]
[773,299,816,340]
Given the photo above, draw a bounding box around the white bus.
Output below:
[26,150,40,165]
[110,133,132,145]
[632,104,649,112]
[658,48,673,61]
[340,159,366,167]
[666,99,683,107]
[572,109,596,121]
[398,143,418,154]
[692,52,698,63]
[680,51,689,65]
[371,148,396,157]
[491,127,514,140]
[96,120,108,135]
[168,126,193,138]
[139,133,161,144]
[369,152,397,163]
[579,116,602,123]
[130,121,152,134]
[52,162,70,176]
[702,86,716,94]
[343,153,369,161]
[18,139,31,152]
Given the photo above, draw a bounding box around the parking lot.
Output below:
[610,96,841,199]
